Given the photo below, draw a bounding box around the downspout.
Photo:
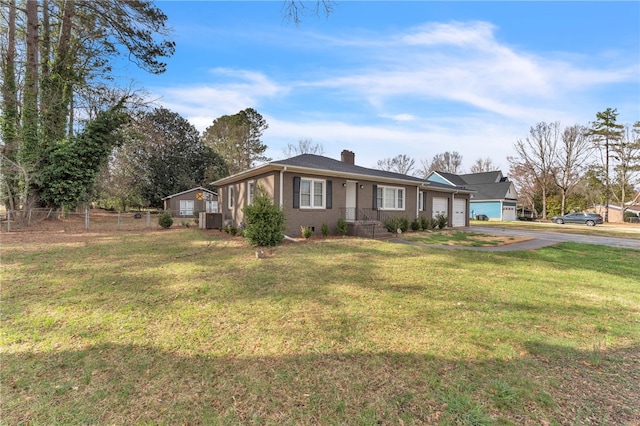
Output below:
[451,192,455,227]
[279,167,287,209]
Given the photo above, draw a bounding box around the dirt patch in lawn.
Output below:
[401,230,532,247]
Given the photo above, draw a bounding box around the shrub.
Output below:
[420,216,433,231]
[383,216,409,234]
[158,211,173,228]
[410,218,421,231]
[336,217,348,236]
[321,222,330,237]
[181,220,191,228]
[225,225,238,236]
[242,186,285,247]
[383,216,398,233]
[301,226,313,239]
[399,217,409,233]
[435,213,448,229]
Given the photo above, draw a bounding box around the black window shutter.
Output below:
[372,185,378,210]
[293,176,300,209]
[326,180,332,209]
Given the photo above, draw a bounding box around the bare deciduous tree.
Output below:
[469,157,497,174]
[508,122,559,219]
[281,0,336,24]
[611,121,640,217]
[283,138,325,157]
[553,125,593,215]
[419,151,463,177]
[376,154,416,175]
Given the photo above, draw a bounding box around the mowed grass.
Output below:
[2,229,639,425]
[403,231,513,247]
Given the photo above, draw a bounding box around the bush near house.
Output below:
[242,186,285,246]
[336,217,348,236]
[435,213,448,229]
[383,216,409,234]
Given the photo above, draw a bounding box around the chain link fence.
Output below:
[0,208,199,233]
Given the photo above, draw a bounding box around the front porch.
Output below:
[340,208,395,239]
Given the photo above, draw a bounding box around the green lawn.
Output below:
[403,230,515,246]
[2,229,639,425]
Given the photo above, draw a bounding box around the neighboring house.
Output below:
[162,187,218,217]
[212,150,474,237]
[594,204,640,223]
[427,171,518,221]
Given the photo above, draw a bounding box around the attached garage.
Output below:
[502,203,517,221]
[432,197,448,219]
[452,198,467,227]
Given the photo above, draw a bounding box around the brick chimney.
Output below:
[340,150,355,165]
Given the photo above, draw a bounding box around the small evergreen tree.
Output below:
[336,217,348,236]
[242,186,285,246]
[158,211,173,228]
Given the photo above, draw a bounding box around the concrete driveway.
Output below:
[389,225,640,251]
[469,225,640,250]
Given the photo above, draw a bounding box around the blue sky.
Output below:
[121,1,640,173]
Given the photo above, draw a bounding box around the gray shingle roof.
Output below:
[435,171,467,186]
[214,154,473,193]
[431,171,514,200]
[272,154,428,183]
[471,181,515,200]
[460,171,502,184]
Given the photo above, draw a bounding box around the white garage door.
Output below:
[453,199,466,227]
[502,205,517,221]
[432,197,448,219]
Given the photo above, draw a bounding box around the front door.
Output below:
[345,181,357,221]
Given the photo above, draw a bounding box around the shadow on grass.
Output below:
[3,341,638,425]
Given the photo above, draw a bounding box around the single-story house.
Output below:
[212,150,474,237]
[594,203,640,223]
[426,171,518,221]
[162,186,218,217]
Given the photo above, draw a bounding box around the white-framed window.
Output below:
[377,186,404,210]
[300,178,325,209]
[247,181,255,205]
[228,187,234,209]
[206,200,218,213]
[179,200,194,216]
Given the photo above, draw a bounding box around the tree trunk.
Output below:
[604,138,610,222]
[1,0,19,159]
[41,0,75,144]
[22,0,40,165]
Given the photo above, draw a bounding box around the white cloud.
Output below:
[140,18,637,173]
[262,115,518,172]
[401,21,497,49]
[147,69,288,131]
[303,20,635,123]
